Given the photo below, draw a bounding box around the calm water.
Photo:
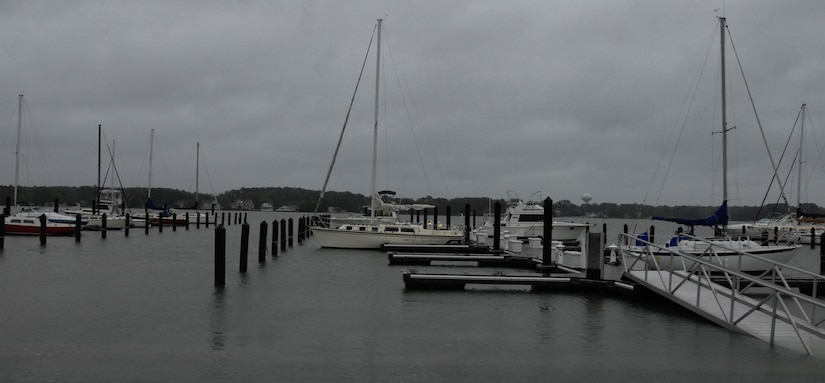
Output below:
[1,213,823,382]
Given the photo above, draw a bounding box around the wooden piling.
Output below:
[39,214,47,246]
[585,230,603,280]
[493,202,501,250]
[144,205,150,235]
[75,214,82,242]
[541,197,552,266]
[215,225,226,287]
[272,219,279,256]
[172,213,177,231]
[4,196,10,216]
[196,212,200,229]
[54,198,59,213]
[0,214,5,250]
[124,214,130,237]
[811,227,816,249]
[464,204,470,243]
[101,213,107,239]
[446,205,451,227]
[185,213,190,230]
[158,214,163,233]
[433,206,438,230]
[288,217,294,247]
[258,220,268,263]
[240,222,249,273]
[280,219,287,252]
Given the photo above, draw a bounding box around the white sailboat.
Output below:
[312,19,464,249]
[4,94,76,235]
[624,17,800,272]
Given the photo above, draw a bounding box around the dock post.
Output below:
[215,225,226,287]
[811,227,816,249]
[586,231,604,280]
[410,210,414,223]
[416,210,420,224]
[39,214,47,246]
[433,207,438,230]
[101,213,107,239]
[240,221,249,273]
[623,224,628,246]
[649,225,655,245]
[54,198,59,213]
[221,212,225,226]
[124,214,130,237]
[464,204,470,243]
[258,220,268,263]
[423,209,428,228]
[144,205,149,235]
[75,214,82,242]
[272,219,279,256]
[280,219,287,252]
[4,196,10,216]
[603,223,607,245]
[158,214,163,233]
[446,205,451,228]
[541,198,553,266]
[288,218,294,247]
[297,217,304,244]
[493,202,501,250]
[0,214,4,249]
[172,213,177,231]
[196,212,200,229]
[185,213,190,230]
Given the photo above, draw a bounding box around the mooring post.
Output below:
[240,221,249,273]
[196,212,200,229]
[280,219,287,252]
[144,205,150,235]
[464,204,470,243]
[101,213,107,239]
[297,217,303,244]
[288,217,294,247]
[493,202,501,250]
[39,214,47,246]
[423,209,428,228]
[158,214,163,233]
[586,230,603,280]
[4,196,11,216]
[54,198,59,213]
[541,197,553,266]
[623,224,628,246]
[75,214,82,242]
[185,213,190,230]
[603,223,608,245]
[221,212,226,226]
[272,219,279,256]
[649,225,655,245]
[410,210,414,223]
[124,214,130,237]
[172,213,177,231]
[215,225,226,287]
[416,210,420,224]
[446,205,451,228]
[433,206,438,230]
[0,214,5,250]
[258,220,268,263]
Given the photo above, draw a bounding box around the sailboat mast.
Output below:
[13,94,22,206]
[97,124,102,211]
[798,103,806,209]
[720,17,728,204]
[195,142,200,209]
[148,129,154,198]
[370,18,382,224]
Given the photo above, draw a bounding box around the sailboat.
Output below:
[625,17,800,272]
[4,94,76,236]
[63,125,128,230]
[312,19,464,249]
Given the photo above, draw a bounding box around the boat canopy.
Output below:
[652,200,728,227]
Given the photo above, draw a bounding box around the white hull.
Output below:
[481,221,588,242]
[624,239,801,273]
[313,226,464,249]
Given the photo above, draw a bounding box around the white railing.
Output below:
[617,232,825,354]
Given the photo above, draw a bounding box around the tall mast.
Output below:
[97,124,102,211]
[370,18,382,224]
[798,103,806,209]
[195,142,200,209]
[720,17,728,205]
[13,94,22,206]
[148,129,154,198]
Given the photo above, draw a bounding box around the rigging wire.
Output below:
[312,23,376,214]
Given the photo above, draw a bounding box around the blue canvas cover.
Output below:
[652,200,728,227]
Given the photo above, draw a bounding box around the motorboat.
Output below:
[477,197,590,242]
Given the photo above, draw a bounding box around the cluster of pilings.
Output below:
[213,216,313,287]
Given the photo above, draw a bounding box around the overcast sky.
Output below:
[2,0,824,208]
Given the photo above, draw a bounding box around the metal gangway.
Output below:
[616,233,825,356]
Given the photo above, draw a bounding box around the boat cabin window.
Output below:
[371,227,378,232]
[385,227,399,232]
[517,215,543,222]
[400,227,415,233]
[359,227,366,231]
[344,226,353,231]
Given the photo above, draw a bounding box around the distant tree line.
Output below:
[2,185,821,222]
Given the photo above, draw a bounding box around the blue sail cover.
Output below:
[146,197,171,216]
[652,200,728,227]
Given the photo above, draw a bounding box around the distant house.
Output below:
[276,205,298,212]
[231,199,256,210]
[260,202,274,212]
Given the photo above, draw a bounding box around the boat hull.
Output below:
[3,218,76,236]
